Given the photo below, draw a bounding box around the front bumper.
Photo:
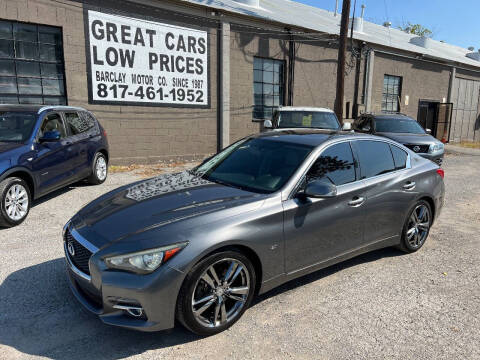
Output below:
[418,152,444,166]
[64,237,185,332]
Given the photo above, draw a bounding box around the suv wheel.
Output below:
[0,177,31,227]
[87,152,108,185]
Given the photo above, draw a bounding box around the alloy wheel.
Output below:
[96,156,107,181]
[5,184,29,221]
[191,258,250,328]
[406,204,430,248]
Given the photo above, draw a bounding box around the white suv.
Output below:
[263,107,351,131]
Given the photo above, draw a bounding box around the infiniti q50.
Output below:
[63,129,444,335]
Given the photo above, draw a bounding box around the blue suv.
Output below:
[0,105,109,227]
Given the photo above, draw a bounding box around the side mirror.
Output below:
[342,122,352,131]
[263,120,273,129]
[426,128,432,134]
[39,130,61,143]
[303,178,337,198]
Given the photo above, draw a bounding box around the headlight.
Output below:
[104,242,188,274]
[429,142,444,154]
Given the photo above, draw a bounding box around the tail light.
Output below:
[103,129,107,138]
[436,168,444,178]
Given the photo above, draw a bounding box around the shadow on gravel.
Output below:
[0,258,199,360]
[254,247,404,306]
[0,247,403,359]
[31,181,92,208]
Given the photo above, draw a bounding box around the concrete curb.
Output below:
[445,144,480,156]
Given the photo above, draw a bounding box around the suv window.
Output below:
[307,142,356,186]
[390,144,408,170]
[355,140,395,179]
[64,112,94,135]
[39,113,66,138]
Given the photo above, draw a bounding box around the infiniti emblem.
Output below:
[67,242,75,257]
[413,146,420,152]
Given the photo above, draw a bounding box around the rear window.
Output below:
[390,144,408,170]
[64,111,95,135]
[355,140,395,179]
[278,111,340,130]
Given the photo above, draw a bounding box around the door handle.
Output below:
[403,181,416,191]
[348,196,365,207]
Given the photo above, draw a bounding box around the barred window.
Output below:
[382,75,402,113]
[253,57,284,120]
[0,20,66,105]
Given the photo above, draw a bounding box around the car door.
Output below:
[31,112,73,195]
[351,140,417,244]
[63,111,92,177]
[283,141,367,273]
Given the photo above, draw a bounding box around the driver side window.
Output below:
[306,142,356,186]
[38,113,66,139]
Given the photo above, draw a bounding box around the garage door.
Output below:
[450,77,480,142]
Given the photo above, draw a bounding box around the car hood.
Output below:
[0,142,24,156]
[376,132,438,145]
[71,171,266,248]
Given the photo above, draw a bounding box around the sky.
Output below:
[294,0,480,50]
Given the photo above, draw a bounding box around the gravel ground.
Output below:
[0,154,479,360]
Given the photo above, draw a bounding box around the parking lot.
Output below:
[0,153,479,360]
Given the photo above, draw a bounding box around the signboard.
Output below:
[85,10,209,107]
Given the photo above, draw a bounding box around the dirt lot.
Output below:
[0,154,479,360]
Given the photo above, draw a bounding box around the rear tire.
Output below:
[0,177,31,228]
[87,152,108,185]
[176,251,256,336]
[398,200,432,253]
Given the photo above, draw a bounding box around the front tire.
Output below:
[398,200,432,253]
[0,177,31,228]
[176,251,256,336]
[87,152,108,185]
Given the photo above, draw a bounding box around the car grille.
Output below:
[405,144,430,153]
[65,229,93,275]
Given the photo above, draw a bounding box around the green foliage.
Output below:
[398,22,433,37]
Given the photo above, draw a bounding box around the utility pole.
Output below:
[334,0,351,124]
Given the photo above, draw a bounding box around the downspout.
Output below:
[287,29,295,106]
[446,66,456,142]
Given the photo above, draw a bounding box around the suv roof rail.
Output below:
[37,105,85,114]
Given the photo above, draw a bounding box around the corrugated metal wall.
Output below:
[450,77,480,142]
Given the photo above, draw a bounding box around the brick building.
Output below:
[1,0,479,164]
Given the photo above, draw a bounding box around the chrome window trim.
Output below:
[64,242,91,282]
[282,136,413,201]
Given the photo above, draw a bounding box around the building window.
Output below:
[253,57,284,120]
[0,20,66,105]
[382,75,402,113]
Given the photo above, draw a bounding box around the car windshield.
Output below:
[375,118,426,134]
[277,111,340,130]
[193,137,313,193]
[0,112,37,142]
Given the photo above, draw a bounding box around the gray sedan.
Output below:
[64,129,445,335]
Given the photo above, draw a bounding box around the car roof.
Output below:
[252,128,374,147]
[277,106,334,113]
[369,113,415,121]
[0,104,87,114]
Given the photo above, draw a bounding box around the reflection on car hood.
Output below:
[376,132,438,145]
[73,171,265,247]
[0,142,23,155]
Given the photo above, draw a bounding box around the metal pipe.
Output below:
[334,0,339,16]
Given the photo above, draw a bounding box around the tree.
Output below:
[398,22,433,37]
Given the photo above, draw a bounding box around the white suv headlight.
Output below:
[429,142,444,154]
[105,242,188,274]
